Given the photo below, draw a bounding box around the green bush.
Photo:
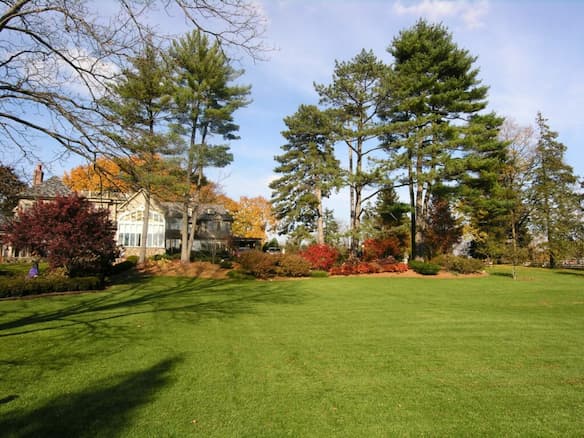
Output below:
[0,275,103,298]
[310,270,329,278]
[276,254,311,277]
[408,260,441,275]
[126,255,139,265]
[432,255,485,274]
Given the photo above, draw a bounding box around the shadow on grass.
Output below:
[0,356,181,438]
[0,277,309,339]
[554,269,584,278]
[489,272,514,278]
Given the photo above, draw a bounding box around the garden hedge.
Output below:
[0,276,103,298]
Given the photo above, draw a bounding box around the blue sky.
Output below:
[20,0,584,227]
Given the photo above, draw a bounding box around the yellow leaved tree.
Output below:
[63,157,130,192]
[230,196,276,242]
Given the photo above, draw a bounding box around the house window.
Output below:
[117,209,165,248]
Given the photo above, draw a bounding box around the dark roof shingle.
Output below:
[19,176,72,199]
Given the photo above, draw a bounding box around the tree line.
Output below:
[1,3,581,270]
[270,20,583,270]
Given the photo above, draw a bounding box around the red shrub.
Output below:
[362,237,402,261]
[380,262,408,273]
[329,260,381,275]
[300,244,339,271]
[329,258,408,276]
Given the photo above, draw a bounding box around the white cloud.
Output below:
[393,0,489,29]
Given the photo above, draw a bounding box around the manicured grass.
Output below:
[0,267,583,436]
[0,262,49,277]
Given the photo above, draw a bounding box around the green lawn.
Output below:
[0,267,582,437]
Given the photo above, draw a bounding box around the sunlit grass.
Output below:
[0,267,582,436]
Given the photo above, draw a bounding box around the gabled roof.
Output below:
[196,204,233,222]
[118,189,165,213]
[18,176,72,199]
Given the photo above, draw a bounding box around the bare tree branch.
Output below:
[0,0,268,168]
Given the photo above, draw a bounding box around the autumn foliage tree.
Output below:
[63,157,129,192]
[424,195,463,259]
[4,194,117,277]
[362,237,403,261]
[63,155,184,201]
[231,196,276,242]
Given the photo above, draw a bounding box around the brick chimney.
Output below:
[33,164,44,186]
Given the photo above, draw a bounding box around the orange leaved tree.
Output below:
[231,196,276,243]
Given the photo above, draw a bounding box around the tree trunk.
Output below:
[348,144,356,255]
[138,189,151,265]
[316,186,324,245]
[188,207,198,257]
[408,149,416,260]
[414,147,425,260]
[353,140,363,255]
[187,166,204,258]
[180,201,190,264]
[180,121,199,264]
[511,209,518,280]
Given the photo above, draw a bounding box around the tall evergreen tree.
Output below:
[167,30,251,263]
[315,49,389,253]
[530,112,579,268]
[458,113,509,261]
[270,105,341,244]
[374,184,409,234]
[323,208,341,246]
[0,165,26,216]
[382,20,492,260]
[101,42,175,264]
[361,184,410,249]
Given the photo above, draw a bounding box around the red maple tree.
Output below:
[4,194,117,276]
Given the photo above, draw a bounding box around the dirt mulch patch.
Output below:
[136,260,487,280]
[137,260,232,279]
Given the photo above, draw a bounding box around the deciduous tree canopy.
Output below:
[231,196,275,242]
[4,194,117,276]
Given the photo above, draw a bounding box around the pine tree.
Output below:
[374,185,410,236]
[0,165,26,216]
[101,41,176,264]
[383,20,491,260]
[530,112,579,268]
[270,105,341,244]
[167,30,251,263]
[323,208,341,247]
[315,49,388,253]
[458,113,509,262]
